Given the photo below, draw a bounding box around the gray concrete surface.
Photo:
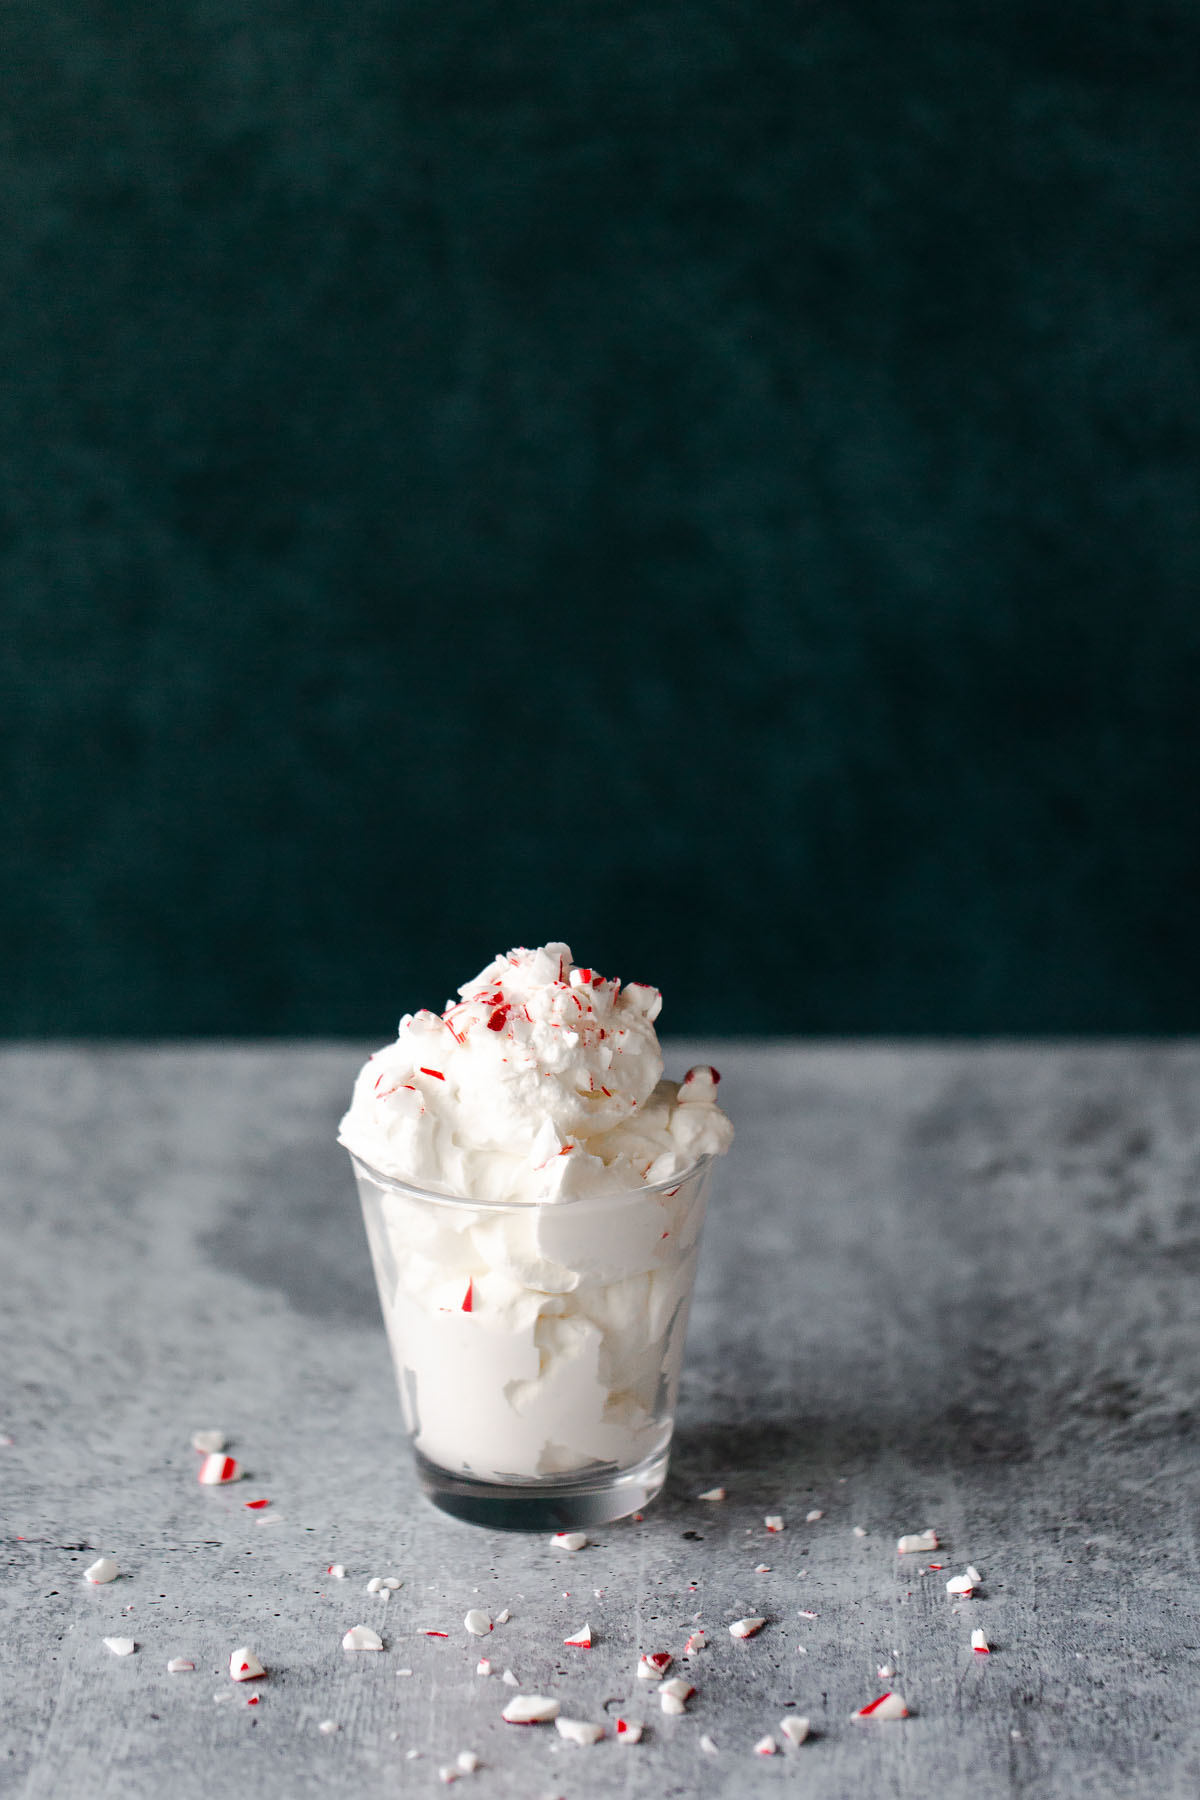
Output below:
[3,1043,1200,1799]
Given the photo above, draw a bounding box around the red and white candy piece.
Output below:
[753,1735,777,1756]
[198,1454,241,1486]
[851,1692,909,1721]
[327,1563,346,1580]
[729,1617,765,1639]
[244,1498,270,1510]
[615,1718,644,1743]
[877,1662,895,1680]
[683,1630,707,1655]
[563,1623,592,1648]
[805,1510,824,1523]
[103,1636,136,1657]
[437,1767,458,1785]
[502,1694,560,1724]
[476,1658,492,1676]
[167,1657,195,1673]
[84,1557,119,1585]
[550,1532,588,1552]
[637,1651,673,1680]
[342,1625,384,1652]
[191,1429,226,1454]
[897,1529,938,1554]
[798,1609,818,1619]
[464,1609,492,1636]
[972,1629,990,1654]
[754,1563,771,1574]
[780,1716,810,1747]
[230,1647,265,1680]
[764,1515,785,1533]
[660,1678,695,1716]
[946,1572,975,1598]
[698,1486,726,1501]
[555,1717,604,1746]
[678,1065,720,1103]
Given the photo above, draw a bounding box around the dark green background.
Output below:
[4,2,1199,1036]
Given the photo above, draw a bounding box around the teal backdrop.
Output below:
[4,2,1198,1036]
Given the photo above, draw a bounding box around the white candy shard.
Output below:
[476,1658,492,1676]
[456,1750,481,1772]
[971,1628,990,1654]
[660,1678,695,1715]
[342,1624,384,1651]
[753,1734,777,1756]
[877,1662,895,1680]
[501,1668,518,1686]
[84,1557,119,1585]
[502,1694,560,1724]
[555,1717,604,1746]
[966,1565,983,1585]
[464,1609,492,1636]
[638,1651,673,1679]
[167,1657,195,1673]
[780,1716,810,1746]
[805,1510,824,1523]
[615,1718,644,1742]
[551,1532,588,1552]
[328,1563,346,1580]
[191,1429,226,1454]
[946,1573,975,1597]
[897,1530,938,1554]
[318,1720,340,1735]
[700,1733,719,1754]
[494,1608,511,1625]
[198,1453,241,1486]
[853,1526,868,1538]
[367,1577,384,1593]
[764,1515,785,1532]
[683,1630,707,1655]
[563,1623,592,1648]
[729,1617,766,1639]
[103,1637,135,1656]
[437,1768,459,1785]
[699,1487,726,1501]
[230,1647,265,1680]
[851,1692,909,1721]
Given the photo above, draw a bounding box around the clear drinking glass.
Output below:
[350,1151,714,1529]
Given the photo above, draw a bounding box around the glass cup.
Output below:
[350,1151,714,1529]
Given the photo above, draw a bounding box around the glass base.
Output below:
[414,1445,670,1531]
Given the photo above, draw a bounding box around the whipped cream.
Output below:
[341,943,732,1481]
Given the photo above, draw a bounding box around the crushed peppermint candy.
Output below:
[683,1630,707,1655]
[729,1617,765,1639]
[660,1678,695,1715]
[437,1767,459,1785]
[500,1669,519,1686]
[464,1610,492,1636]
[764,1515,785,1532]
[780,1716,810,1746]
[966,1564,983,1585]
[191,1430,226,1454]
[615,1718,644,1742]
[897,1530,938,1554]
[563,1623,592,1648]
[798,1609,818,1619]
[103,1637,136,1657]
[877,1662,895,1680]
[457,1750,481,1773]
[853,1526,869,1538]
[502,1694,560,1724]
[805,1510,824,1523]
[494,1608,511,1625]
[318,1719,340,1735]
[328,1564,346,1579]
[342,1625,384,1651]
[700,1733,719,1754]
[851,1692,909,1721]
[243,1498,270,1510]
[555,1717,604,1746]
[753,1734,777,1756]
[167,1657,195,1673]
[198,1454,241,1486]
[551,1532,588,1552]
[971,1629,990,1654]
[637,1652,673,1679]
[368,1576,402,1594]
[84,1557,119,1585]
[946,1573,975,1598]
[699,1487,726,1501]
[476,1658,492,1676]
[229,1648,266,1680]
[754,1563,771,1574]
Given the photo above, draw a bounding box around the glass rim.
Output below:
[345,1145,713,1212]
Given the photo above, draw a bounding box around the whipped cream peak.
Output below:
[340,942,732,1204]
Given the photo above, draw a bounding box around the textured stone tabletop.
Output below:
[3,1043,1200,1799]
